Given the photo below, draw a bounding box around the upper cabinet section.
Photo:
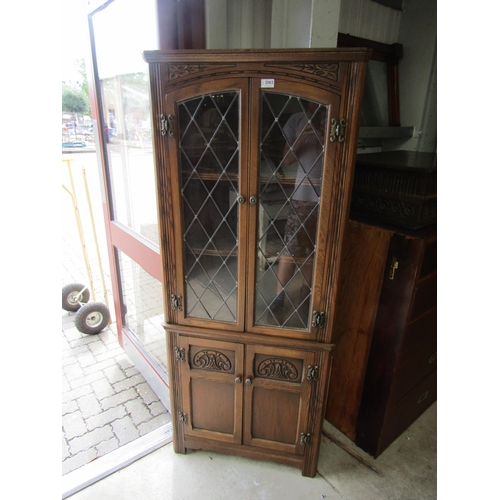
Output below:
[144,49,370,344]
[143,49,371,94]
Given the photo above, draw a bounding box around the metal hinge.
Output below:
[311,311,326,329]
[178,412,188,425]
[171,294,183,311]
[174,347,186,363]
[329,117,347,143]
[300,432,312,446]
[160,113,174,137]
[307,365,320,382]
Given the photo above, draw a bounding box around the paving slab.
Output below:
[62,315,171,475]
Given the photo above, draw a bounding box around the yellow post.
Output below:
[62,158,96,301]
[81,166,110,312]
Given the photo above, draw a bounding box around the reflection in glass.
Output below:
[118,251,167,377]
[178,92,240,322]
[255,94,327,329]
[92,0,159,246]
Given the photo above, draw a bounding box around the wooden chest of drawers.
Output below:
[325,219,436,457]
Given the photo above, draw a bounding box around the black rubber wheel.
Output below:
[74,301,110,335]
[62,283,90,312]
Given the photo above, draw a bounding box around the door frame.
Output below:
[84,0,206,409]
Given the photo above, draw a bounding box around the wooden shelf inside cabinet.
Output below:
[181,170,239,181]
[325,219,436,458]
[186,246,238,258]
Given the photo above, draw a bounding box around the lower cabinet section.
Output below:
[167,330,333,477]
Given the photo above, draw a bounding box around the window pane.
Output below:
[92,0,159,245]
[118,251,167,377]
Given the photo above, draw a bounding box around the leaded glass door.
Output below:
[165,78,340,338]
[246,81,341,339]
[166,80,249,332]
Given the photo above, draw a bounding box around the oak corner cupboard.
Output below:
[143,48,370,477]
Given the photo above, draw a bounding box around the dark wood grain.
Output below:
[354,226,437,457]
[325,220,391,438]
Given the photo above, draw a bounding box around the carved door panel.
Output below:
[179,336,244,444]
[243,345,315,455]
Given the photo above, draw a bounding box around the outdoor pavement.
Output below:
[62,151,171,476]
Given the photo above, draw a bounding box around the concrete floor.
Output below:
[68,403,436,499]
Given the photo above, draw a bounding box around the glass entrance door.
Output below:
[88,0,169,407]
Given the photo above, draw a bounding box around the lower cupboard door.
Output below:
[243,344,315,454]
[179,336,244,444]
